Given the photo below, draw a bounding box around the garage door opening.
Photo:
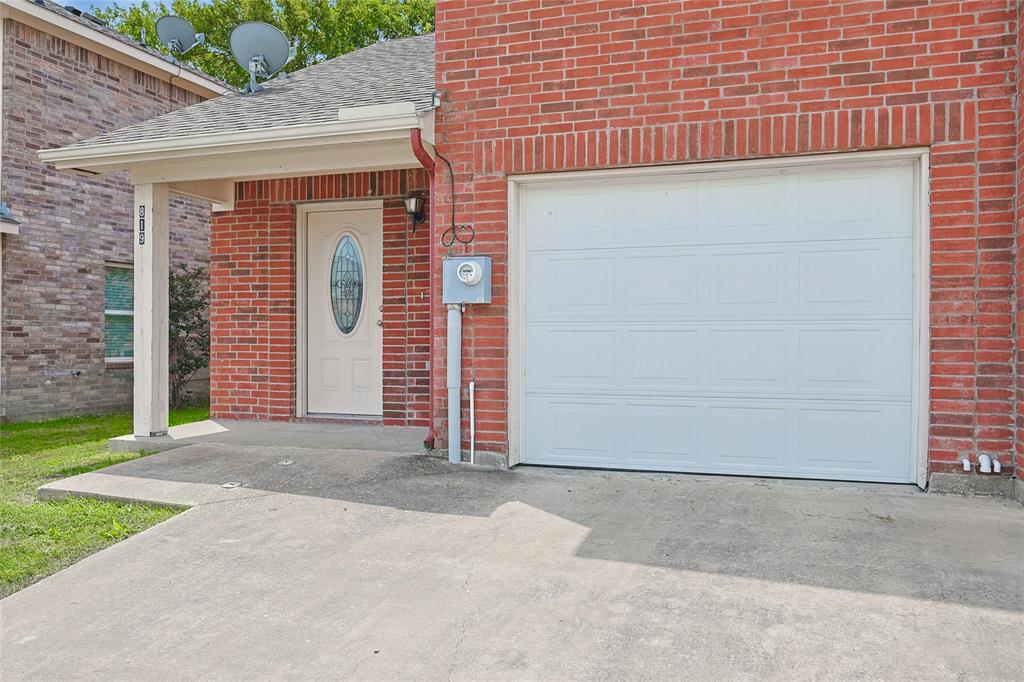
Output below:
[510,152,928,484]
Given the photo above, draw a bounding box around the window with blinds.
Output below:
[104,265,133,362]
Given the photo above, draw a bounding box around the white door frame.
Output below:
[295,199,385,418]
[507,148,931,487]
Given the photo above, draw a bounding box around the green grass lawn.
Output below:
[0,406,209,598]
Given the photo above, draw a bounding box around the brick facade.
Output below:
[1016,0,1024,482]
[208,171,431,427]
[0,18,212,421]
[432,0,1021,477]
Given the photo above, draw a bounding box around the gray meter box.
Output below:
[442,256,492,304]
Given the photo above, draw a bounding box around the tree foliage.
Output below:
[168,264,210,409]
[93,0,435,88]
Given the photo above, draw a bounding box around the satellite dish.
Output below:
[229,21,295,93]
[155,15,205,63]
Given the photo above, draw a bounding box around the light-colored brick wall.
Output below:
[0,18,212,421]
[434,0,1019,475]
[209,171,431,426]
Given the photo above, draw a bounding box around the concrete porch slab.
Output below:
[109,419,426,454]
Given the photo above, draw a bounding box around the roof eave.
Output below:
[39,103,434,210]
[38,102,430,173]
[0,0,230,97]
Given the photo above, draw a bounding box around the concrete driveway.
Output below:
[2,443,1022,680]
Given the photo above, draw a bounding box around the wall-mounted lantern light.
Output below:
[404,192,425,233]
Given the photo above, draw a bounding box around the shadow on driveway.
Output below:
[69,442,1024,613]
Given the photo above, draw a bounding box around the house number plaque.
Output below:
[138,205,146,245]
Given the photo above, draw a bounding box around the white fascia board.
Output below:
[38,102,422,172]
[0,0,228,97]
[130,134,421,186]
[417,109,435,145]
[0,221,19,235]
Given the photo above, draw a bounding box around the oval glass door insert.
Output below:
[330,235,364,334]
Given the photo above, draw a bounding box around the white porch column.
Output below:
[133,183,170,437]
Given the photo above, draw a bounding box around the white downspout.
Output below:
[447,304,463,464]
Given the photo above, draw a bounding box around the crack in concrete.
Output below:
[447,522,507,681]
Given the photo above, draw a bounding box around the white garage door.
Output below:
[520,159,917,482]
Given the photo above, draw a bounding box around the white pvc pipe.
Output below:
[978,453,992,474]
[992,457,1002,473]
[469,378,476,465]
[446,304,462,464]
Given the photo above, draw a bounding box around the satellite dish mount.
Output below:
[155,16,204,64]
[229,22,295,94]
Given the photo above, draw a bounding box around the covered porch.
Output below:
[38,35,439,442]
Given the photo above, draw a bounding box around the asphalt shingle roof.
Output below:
[62,33,436,151]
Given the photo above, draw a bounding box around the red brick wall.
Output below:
[434,0,1019,474]
[209,171,430,426]
[1016,0,1024,481]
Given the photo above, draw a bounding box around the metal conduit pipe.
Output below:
[447,304,463,464]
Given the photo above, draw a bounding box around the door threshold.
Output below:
[296,414,384,425]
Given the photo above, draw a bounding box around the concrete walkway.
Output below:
[3,444,1023,680]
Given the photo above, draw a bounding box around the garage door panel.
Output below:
[796,404,912,480]
[524,327,616,389]
[624,183,699,244]
[623,329,699,389]
[708,405,789,468]
[618,402,702,468]
[798,173,873,228]
[623,254,698,315]
[708,251,787,310]
[524,186,615,249]
[524,397,616,466]
[526,253,615,317]
[524,394,913,481]
[526,322,909,399]
[797,325,911,396]
[521,160,916,482]
[799,248,878,310]
[708,179,784,237]
[529,241,908,322]
[797,241,912,316]
[707,329,789,390]
[796,165,913,238]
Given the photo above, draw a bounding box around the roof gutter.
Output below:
[39,103,425,173]
[0,0,229,97]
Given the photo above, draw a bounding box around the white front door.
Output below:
[305,207,383,416]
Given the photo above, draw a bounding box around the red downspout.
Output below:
[410,127,437,449]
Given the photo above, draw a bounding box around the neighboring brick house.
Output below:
[38,1,1024,499]
[0,0,229,421]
